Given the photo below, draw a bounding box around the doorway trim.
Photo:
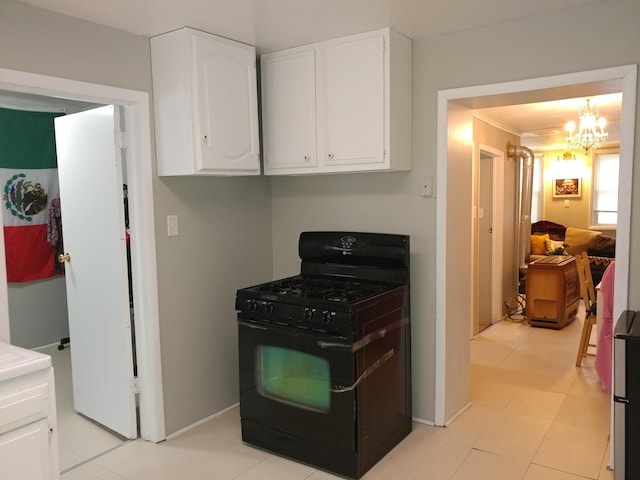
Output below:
[0,67,166,442]
[435,64,637,425]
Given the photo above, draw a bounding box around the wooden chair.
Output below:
[575,251,598,366]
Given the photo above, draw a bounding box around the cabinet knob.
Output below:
[58,253,71,263]
[328,153,334,159]
[304,155,310,161]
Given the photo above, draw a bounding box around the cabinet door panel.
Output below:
[0,418,53,479]
[194,35,260,172]
[262,49,317,170]
[323,35,385,166]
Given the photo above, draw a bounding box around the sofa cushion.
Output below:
[564,227,601,255]
[531,234,549,255]
[589,234,616,257]
[531,220,566,240]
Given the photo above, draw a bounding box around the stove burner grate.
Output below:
[252,276,393,303]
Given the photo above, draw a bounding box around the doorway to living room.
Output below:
[435,64,637,427]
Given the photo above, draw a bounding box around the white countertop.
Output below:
[0,342,51,382]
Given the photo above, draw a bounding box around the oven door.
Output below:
[238,317,357,451]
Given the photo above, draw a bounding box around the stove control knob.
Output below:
[304,308,314,321]
[247,300,258,312]
[264,302,275,315]
[322,310,334,324]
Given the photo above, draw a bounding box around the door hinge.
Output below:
[131,376,141,394]
[115,131,128,149]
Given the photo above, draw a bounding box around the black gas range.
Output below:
[236,231,411,478]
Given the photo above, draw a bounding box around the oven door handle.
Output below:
[330,348,395,393]
[319,318,408,352]
[317,341,353,350]
[318,330,387,351]
[237,319,269,330]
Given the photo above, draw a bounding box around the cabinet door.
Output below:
[0,418,55,480]
[193,34,260,172]
[322,33,385,166]
[262,47,317,172]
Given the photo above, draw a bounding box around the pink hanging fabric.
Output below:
[595,261,615,393]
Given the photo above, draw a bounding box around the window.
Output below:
[257,346,331,413]
[592,152,619,226]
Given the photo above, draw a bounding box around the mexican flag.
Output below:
[0,107,64,282]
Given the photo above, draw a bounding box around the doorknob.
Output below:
[58,253,71,263]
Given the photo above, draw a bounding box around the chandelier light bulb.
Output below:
[565,97,608,153]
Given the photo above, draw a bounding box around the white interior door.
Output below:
[478,152,493,330]
[54,105,137,439]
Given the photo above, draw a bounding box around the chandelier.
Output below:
[565,97,608,153]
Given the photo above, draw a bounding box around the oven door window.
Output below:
[258,346,331,413]
[238,318,356,451]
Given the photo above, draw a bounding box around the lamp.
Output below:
[565,97,608,153]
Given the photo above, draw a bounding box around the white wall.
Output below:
[0,0,273,435]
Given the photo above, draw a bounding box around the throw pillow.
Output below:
[545,238,566,255]
[564,227,601,255]
[530,234,549,255]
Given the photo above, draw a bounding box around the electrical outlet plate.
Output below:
[420,176,434,197]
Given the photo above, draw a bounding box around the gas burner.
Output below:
[249,276,394,304]
[325,293,359,303]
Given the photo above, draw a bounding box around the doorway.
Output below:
[473,145,505,336]
[435,64,637,426]
[0,68,165,446]
[0,97,134,470]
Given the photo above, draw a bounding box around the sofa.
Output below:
[529,220,616,285]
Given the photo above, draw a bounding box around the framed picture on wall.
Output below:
[553,178,581,198]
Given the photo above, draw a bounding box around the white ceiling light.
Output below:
[565,97,608,153]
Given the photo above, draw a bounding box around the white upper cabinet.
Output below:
[261,28,412,175]
[260,46,317,171]
[151,27,261,176]
[322,34,385,167]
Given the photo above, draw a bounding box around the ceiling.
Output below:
[17,0,603,52]
[14,0,622,152]
[475,93,622,151]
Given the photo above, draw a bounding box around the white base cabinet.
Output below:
[0,344,59,480]
[151,27,261,176]
[261,28,412,175]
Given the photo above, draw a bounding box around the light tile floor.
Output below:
[59,308,614,479]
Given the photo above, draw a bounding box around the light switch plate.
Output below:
[167,215,179,236]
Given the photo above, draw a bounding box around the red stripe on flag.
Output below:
[4,224,57,282]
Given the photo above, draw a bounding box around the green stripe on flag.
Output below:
[0,107,64,169]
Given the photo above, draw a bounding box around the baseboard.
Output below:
[444,402,472,426]
[166,403,239,440]
[412,416,435,426]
